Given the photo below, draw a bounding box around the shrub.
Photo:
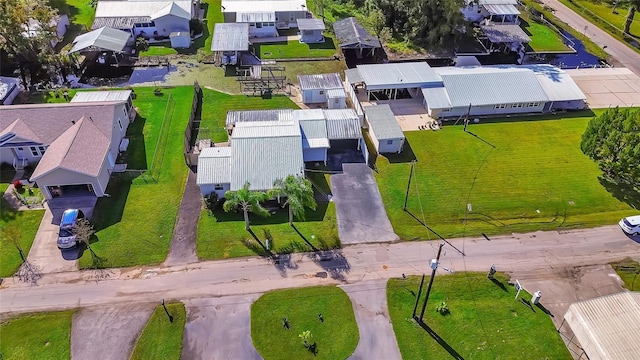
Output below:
[189,19,204,35]
[435,301,450,315]
[13,179,23,191]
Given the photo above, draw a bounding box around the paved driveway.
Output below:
[342,280,402,360]
[330,164,399,245]
[566,67,640,108]
[182,295,262,360]
[71,304,155,360]
[27,204,78,274]
[165,170,199,266]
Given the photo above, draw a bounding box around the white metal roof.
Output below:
[356,62,442,90]
[151,2,191,19]
[344,68,363,84]
[564,292,640,360]
[526,64,586,102]
[297,73,342,91]
[95,1,193,19]
[236,12,275,23]
[226,109,294,126]
[433,66,548,107]
[326,88,346,98]
[71,90,132,103]
[324,109,362,140]
[212,23,249,51]
[421,87,452,110]
[69,27,131,53]
[297,117,329,149]
[297,18,325,31]
[483,4,520,15]
[221,0,307,13]
[230,122,304,191]
[196,147,232,185]
[478,0,518,5]
[363,104,404,140]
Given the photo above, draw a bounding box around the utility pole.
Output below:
[412,274,426,319]
[403,160,415,211]
[419,242,445,322]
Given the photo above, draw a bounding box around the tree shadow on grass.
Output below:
[308,37,336,50]
[415,319,465,360]
[213,202,329,224]
[598,176,640,210]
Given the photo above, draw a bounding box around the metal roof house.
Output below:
[462,0,520,23]
[296,18,325,43]
[0,77,21,106]
[363,105,405,154]
[332,17,381,58]
[69,27,132,54]
[297,73,346,109]
[211,23,250,65]
[195,147,232,198]
[0,97,131,201]
[221,0,308,38]
[560,292,640,360]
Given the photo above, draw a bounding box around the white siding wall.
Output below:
[300,29,323,43]
[36,166,107,200]
[249,23,278,37]
[154,16,190,37]
[377,138,404,153]
[303,148,327,163]
[302,89,327,104]
[368,128,380,153]
[431,103,546,118]
[108,104,130,162]
[327,96,346,109]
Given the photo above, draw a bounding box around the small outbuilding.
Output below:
[363,104,405,154]
[333,17,381,58]
[297,73,346,108]
[0,77,21,105]
[212,23,250,65]
[170,31,191,49]
[297,18,325,43]
[196,146,232,198]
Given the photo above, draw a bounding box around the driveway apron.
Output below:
[165,170,199,266]
[27,204,78,274]
[182,295,262,360]
[71,304,155,360]
[342,280,402,360]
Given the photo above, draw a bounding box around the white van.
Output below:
[619,215,640,236]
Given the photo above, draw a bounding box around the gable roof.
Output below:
[71,90,132,103]
[221,0,306,13]
[297,18,325,31]
[70,27,131,53]
[297,73,342,91]
[355,62,442,89]
[333,17,381,49]
[30,117,111,179]
[151,2,191,20]
[196,147,232,185]
[212,23,250,52]
[363,104,404,140]
[93,0,193,29]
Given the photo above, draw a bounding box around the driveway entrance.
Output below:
[330,163,399,244]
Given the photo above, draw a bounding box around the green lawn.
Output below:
[199,89,300,143]
[130,303,187,360]
[611,258,640,291]
[257,37,338,59]
[519,13,571,52]
[387,273,571,359]
[0,169,45,277]
[78,87,193,269]
[140,43,179,57]
[560,0,640,37]
[251,286,359,360]
[197,202,339,259]
[0,310,73,360]
[203,0,224,54]
[375,112,638,240]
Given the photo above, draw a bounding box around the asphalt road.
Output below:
[540,0,640,76]
[1,226,638,315]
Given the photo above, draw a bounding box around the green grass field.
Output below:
[0,310,74,360]
[203,0,224,54]
[560,0,640,37]
[0,172,45,277]
[56,0,95,29]
[78,87,193,269]
[140,43,179,57]
[611,258,640,291]
[198,89,300,143]
[130,303,187,360]
[257,37,338,59]
[519,14,571,52]
[374,112,638,240]
[387,273,571,359]
[251,286,359,360]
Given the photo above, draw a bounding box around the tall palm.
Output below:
[624,0,640,35]
[272,175,317,226]
[223,182,270,231]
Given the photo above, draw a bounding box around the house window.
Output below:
[118,119,123,130]
[30,147,39,156]
[442,108,451,112]
[528,102,539,107]
[87,184,94,193]
[290,14,295,22]
[386,140,394,145]
[256,22,262,28]
[319,90,324,95]
[214,184,224,190]
[494,104,506,109]
[38,146,46,154]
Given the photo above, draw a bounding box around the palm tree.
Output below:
[624,0,640,35]
[223,183,270,231]
[271,175,317,226]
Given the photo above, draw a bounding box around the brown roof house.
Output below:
[0,90,133,200]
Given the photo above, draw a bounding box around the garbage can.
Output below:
[532,291,542,305]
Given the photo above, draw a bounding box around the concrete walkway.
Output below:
[342,280,402,360]
[71,304,155,360]
[182,295,262,360]
[165,170,200,266]
[27,203,78,274]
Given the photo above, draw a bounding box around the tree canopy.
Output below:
[581,108,640,187]
[271,175,317,225]
[223,183,271,231]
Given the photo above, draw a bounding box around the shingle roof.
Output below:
[333,17,381,49]
[363,104,404,140]
[230,122,304,191]
[297,73,342,91]
[196,147,232,185]
[297,18,325,31]
[324,109,361,140]
[212,23,249,52]
[70,27,131,53]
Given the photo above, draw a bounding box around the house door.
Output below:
[15,147,27,159]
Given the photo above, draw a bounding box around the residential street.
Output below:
[539,0,640,76]
[1,225,638,316]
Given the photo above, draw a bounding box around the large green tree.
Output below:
[581,108,640,187]
[223,183,270,231]
[271,175,317,226]
[623,0,640,35]
[0,0,62,88]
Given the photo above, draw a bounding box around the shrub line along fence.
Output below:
[184,81,203,167]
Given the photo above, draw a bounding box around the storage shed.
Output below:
[297,73,346,108]
[297,18,325,43]
[196,147,232,198]
[170,31,191,48]
[363,105,405,154]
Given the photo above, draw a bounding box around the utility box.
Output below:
[532,291,542,305]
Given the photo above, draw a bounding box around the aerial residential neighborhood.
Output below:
[1,0,640,359]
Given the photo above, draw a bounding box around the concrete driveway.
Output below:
[342,280,402,360]
[27,204,78,274]
[182,295,262,360]
[565,67,640,108]
[71,304,155,360]
[330,164,399,245]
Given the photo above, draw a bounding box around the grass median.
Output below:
[130,302,187,360]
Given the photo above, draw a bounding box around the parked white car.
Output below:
[619,215,640,236]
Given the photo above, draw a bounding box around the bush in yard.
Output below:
[189,19,204,35]
[135,36,149,52]
[13,180,23,191]
[436,301,450,315]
